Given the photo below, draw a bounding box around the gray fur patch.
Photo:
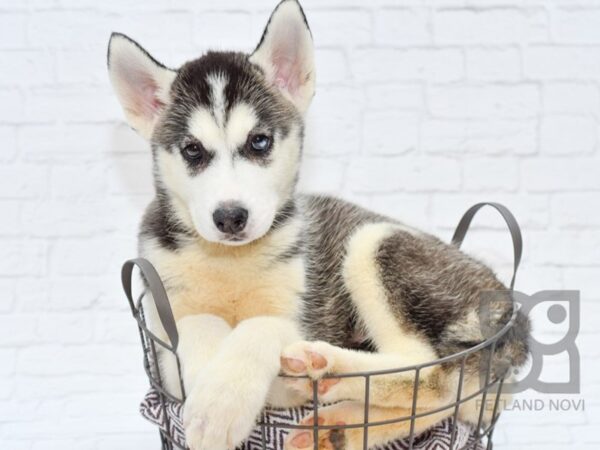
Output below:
[297,195,386,350]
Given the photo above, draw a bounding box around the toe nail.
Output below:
[282,357,306,373]
[291,431,312,448]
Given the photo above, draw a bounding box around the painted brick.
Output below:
[0,51,55,86]
[526,46,600,80]
[193,12,254,51]
[309,10,372,47]
[431,193,550,230]
[463,157,519,192]
[433,8,549,45]
[0,315,38,347]
[346,156,461,193]
[0,89,24,123]
[50,238,117,276]
[0,241,46,277]
[25,87,118,123]
[0,14,27,49]
[0,201,20,236]
[521,158,600,192]
[529,230,600,265]
[352,48,464,83]
[306,86,363,156]
[297,157,346,193]
[374,8,430,45]
[427,85,540,119]
[421,119,537,155]
[314,49,349,84]
[543,82,600,115]
[465,47,522,81]
[552,193,600,227]
[0,2,598,448]
[366,83,424,111]
[552,8,600,44]
[0,126,17,162]
[540,115,596,155]
[362,110,419,155]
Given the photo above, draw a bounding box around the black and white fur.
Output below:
[107,1,530,449]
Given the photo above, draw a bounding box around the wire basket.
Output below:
[121,202,523,450]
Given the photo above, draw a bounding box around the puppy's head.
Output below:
[108,0,314,246]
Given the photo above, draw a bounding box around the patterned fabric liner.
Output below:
[140,388,485,450]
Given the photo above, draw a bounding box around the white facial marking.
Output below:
[226,103,258,149]
[207,72,228,129]
[188,102,258,153]
[188,107,224,151]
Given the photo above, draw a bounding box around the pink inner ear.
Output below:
[118,56,165,121]
[271,22,304,95]
[135,76,164,119]
[272,55,301,95]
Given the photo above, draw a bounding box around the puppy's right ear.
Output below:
[107,33,176,140]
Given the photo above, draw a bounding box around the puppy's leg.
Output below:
[177,314,233,393]
[284,401,449,450]
[184,316,302,450]
[148,312,232,399]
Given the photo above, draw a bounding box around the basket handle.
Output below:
[451,202,522,290]
[121,258,179,350]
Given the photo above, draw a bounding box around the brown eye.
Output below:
[181,143,206,162]
[248,134,271,153]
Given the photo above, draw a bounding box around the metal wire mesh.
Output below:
[126,286,517,450]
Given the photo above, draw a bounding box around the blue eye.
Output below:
[249,134,271,152]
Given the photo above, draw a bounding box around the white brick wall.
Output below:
[1,0,599,449]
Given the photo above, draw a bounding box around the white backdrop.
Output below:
[1,0,599,449]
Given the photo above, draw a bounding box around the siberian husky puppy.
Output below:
[107,1,530,449]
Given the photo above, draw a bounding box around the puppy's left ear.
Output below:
[250,0,315,114]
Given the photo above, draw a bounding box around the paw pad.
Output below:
[281,356,307,373]
[308,351,328,370]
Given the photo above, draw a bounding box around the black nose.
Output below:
[213,205,249,234]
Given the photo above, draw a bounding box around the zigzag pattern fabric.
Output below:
[140,389,485,450]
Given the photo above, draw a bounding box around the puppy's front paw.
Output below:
[184,408,208,450]
[280,341,341,398]
[183,373,266,450]
[281,341,337,378]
